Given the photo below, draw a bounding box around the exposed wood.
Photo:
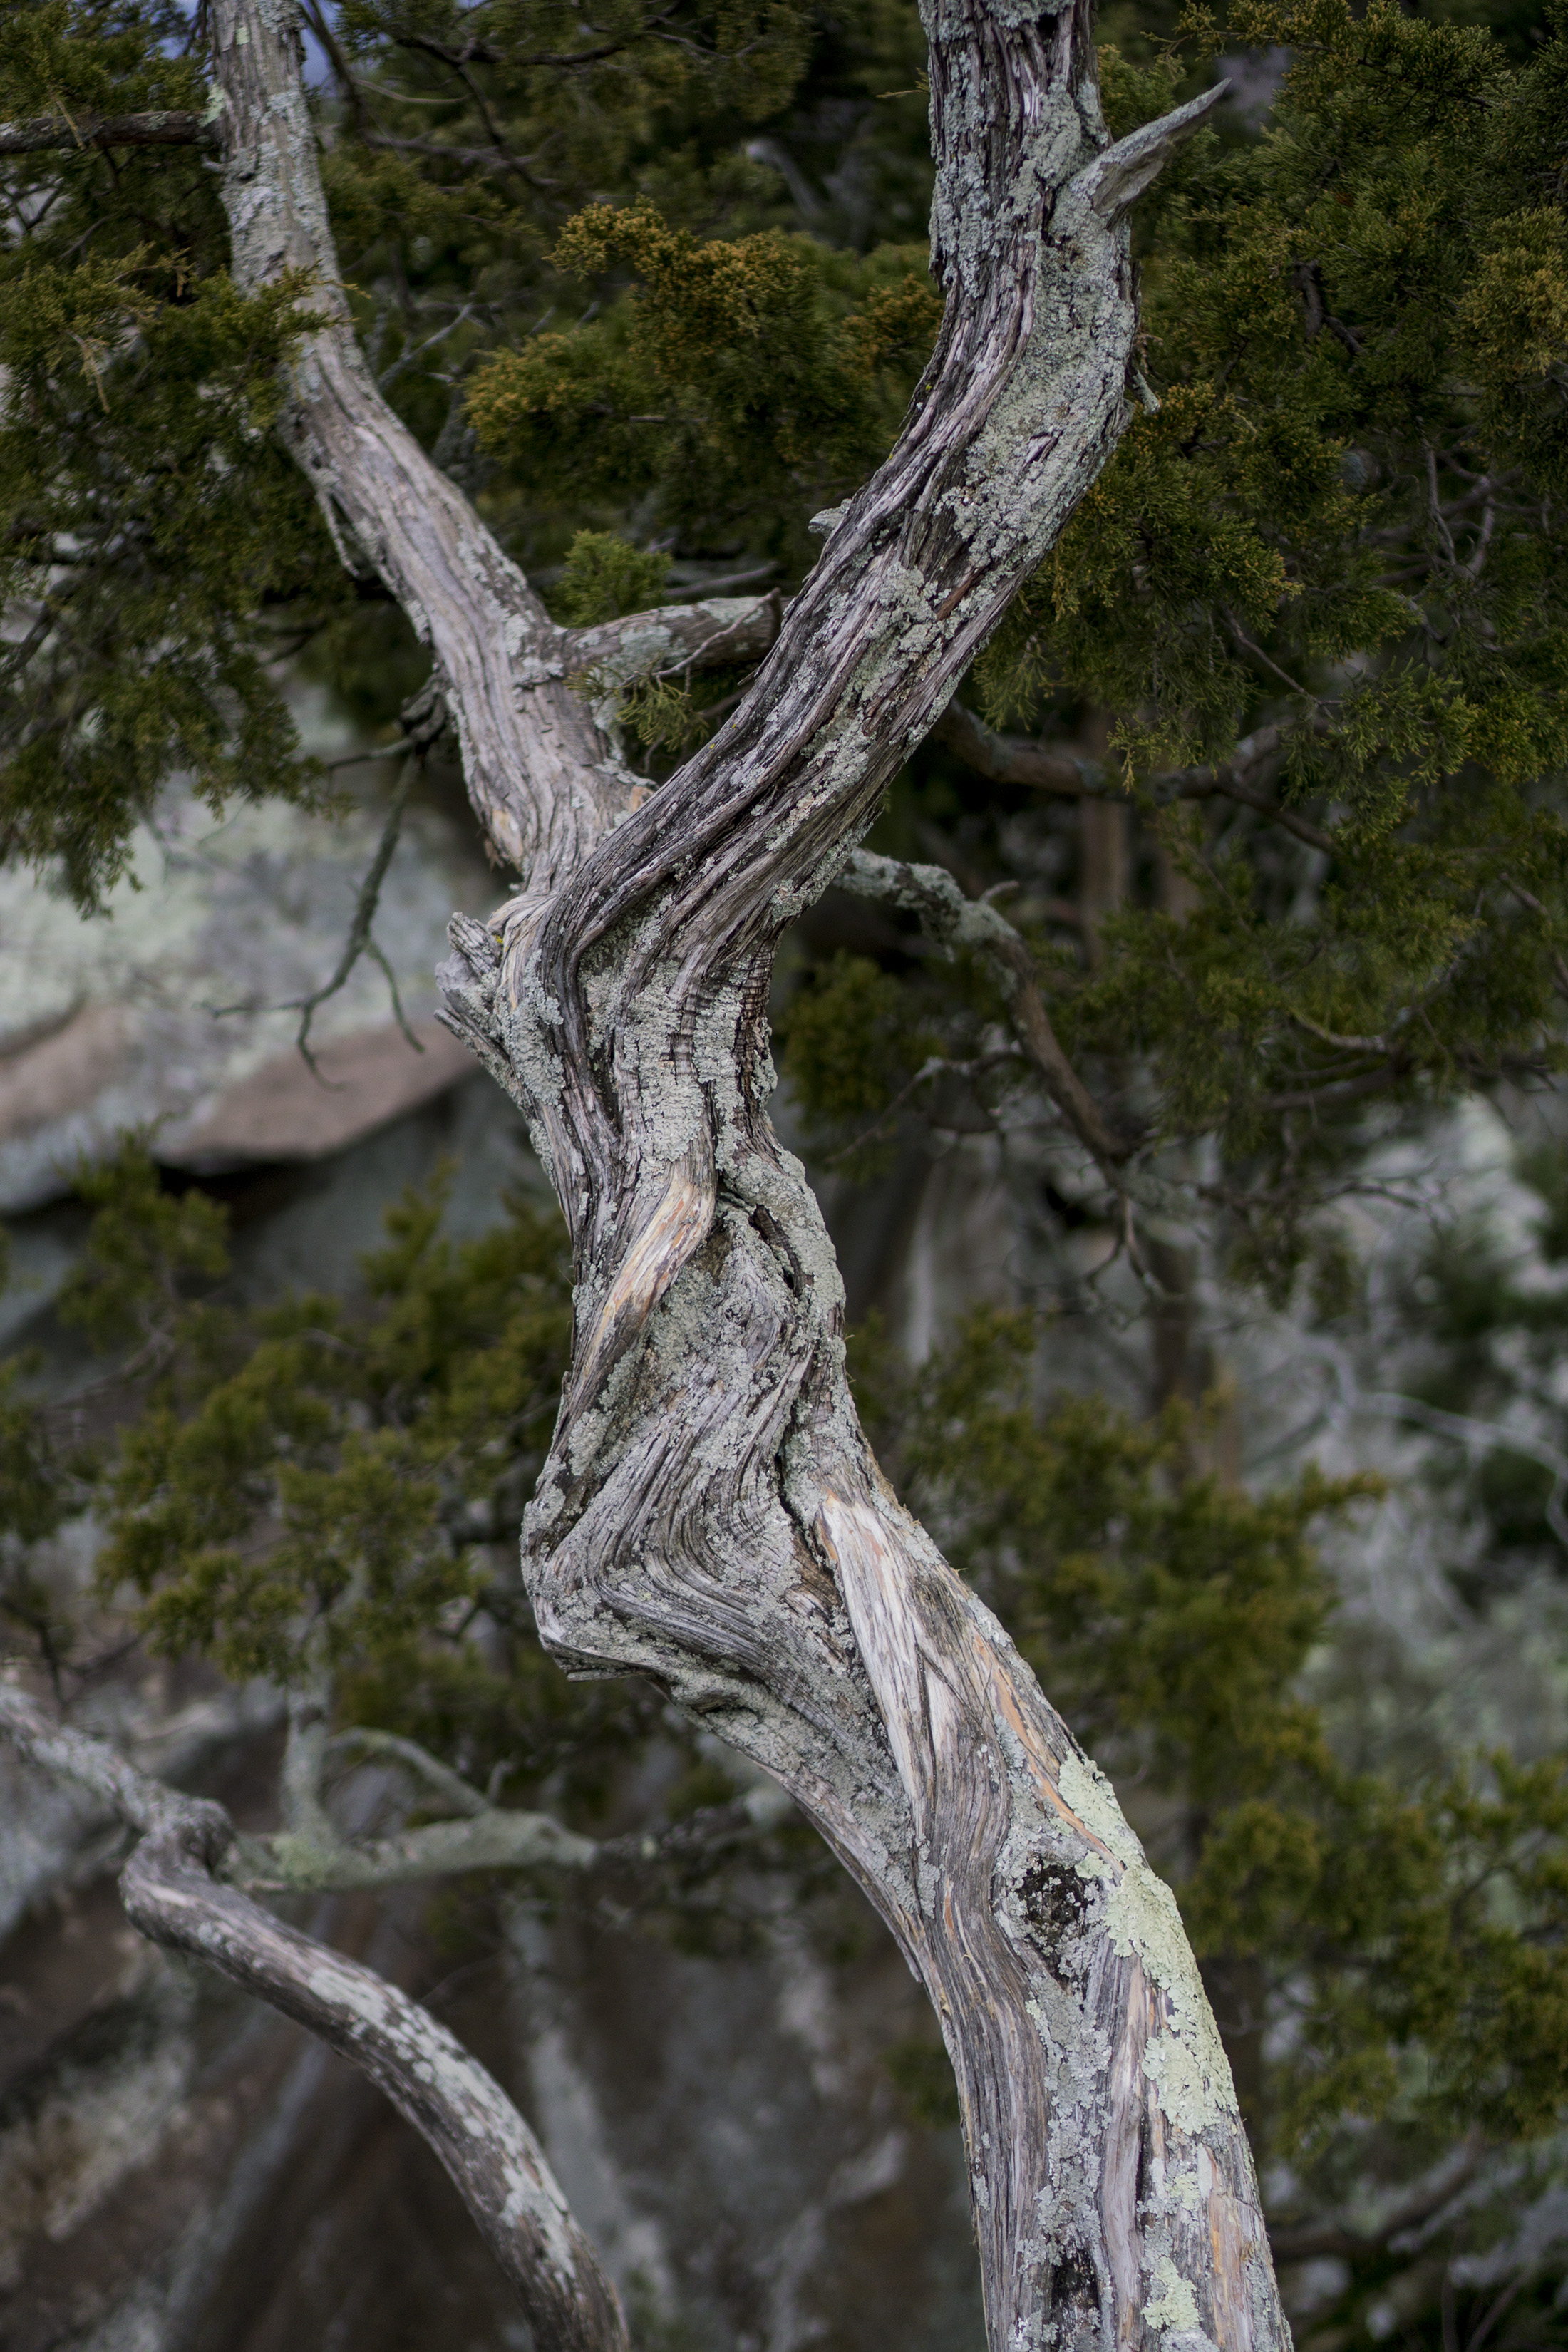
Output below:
[565,593,782,697]
[0,1682,631,2352]
[192,5,1292,2348]
[212,0,634,887]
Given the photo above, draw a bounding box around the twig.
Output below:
[378,303,477,393]
[819,1048,1025,1167]
[286,759,423,1082]
[841,847,1135,1169]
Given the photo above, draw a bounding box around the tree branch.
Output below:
[0,110,215,153]
[0,1680,629,2352]
[210,3,1286,2343]
[935,703,1336,856]
[239,1804,599,1892]
[564,592,782,701]
[842,847,1135,1167]
[211,0,634,886]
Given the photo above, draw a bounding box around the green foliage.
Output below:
[804,0,1567,1272]
[0,0,868,902]
[0,1,346,906]
[778,949,932,1168]
[7,0,1568,2325]
[856,1306,1369,1805]
[56,1143,229,1354]
[1186,1749,1568,2156]
[468,207,940,565]
[58,1152,670,1809]
[984,1,1568,782]
[853,1301,1568,2215]
[551,530,672,627]
[98,1162,562,1681]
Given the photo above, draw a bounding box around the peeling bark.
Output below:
[139,4,1294,2346]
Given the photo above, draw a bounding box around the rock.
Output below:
[165,1020,478,1170]
[0,779,497,1212]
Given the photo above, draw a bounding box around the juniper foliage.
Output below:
[4,0,1568,2339]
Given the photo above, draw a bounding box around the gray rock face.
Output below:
[0,1694,984,2352]
[0,775,494,1213]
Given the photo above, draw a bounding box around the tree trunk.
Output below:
[210,2,1288,2346]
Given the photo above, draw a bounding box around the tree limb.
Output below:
[210,4,1286,2344]
[0,1679,630,2352]
[371,599,780,778]
[842,847,1135,1166]
[564,592,782,700]
[935,703,1336,855]
[0,110,215,153]
[212,0,635,886]
[239,1803,600,1892]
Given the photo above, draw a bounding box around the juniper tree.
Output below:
[2,0,1567,2346]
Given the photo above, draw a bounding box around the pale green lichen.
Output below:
[1144,2256,1202,2336]
[1058,1750,1237,2131]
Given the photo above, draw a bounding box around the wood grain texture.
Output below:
[202,4,1291,2346]
[212,0,634,887]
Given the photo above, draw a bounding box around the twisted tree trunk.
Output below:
[207,2,1289,2346]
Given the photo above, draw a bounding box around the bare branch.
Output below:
[328,1722,493,1815]
[0,110,215,153]
[212,3,1290,2343]
[212,0,634,884]
[239,1804,599,1893]
[1075,83,1229,221]
[842,847,1135,1167]
[286,758,423,1076]
[0,1680,629,2352]
[564,592,782,696]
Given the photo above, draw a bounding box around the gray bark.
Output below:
[30,4,1294,2347]
[0,1683,631,2352]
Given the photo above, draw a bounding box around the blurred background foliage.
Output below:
[4,0,1568,2343]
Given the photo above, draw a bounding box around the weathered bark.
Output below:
[0,1683,630,2352]
[197,4,1292,2348]
[0,110,216,153]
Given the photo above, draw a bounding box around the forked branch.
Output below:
[0,1681,630,2352]
[198,3,1292,2346]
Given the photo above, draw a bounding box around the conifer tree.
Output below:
[2,0,1567,2346]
